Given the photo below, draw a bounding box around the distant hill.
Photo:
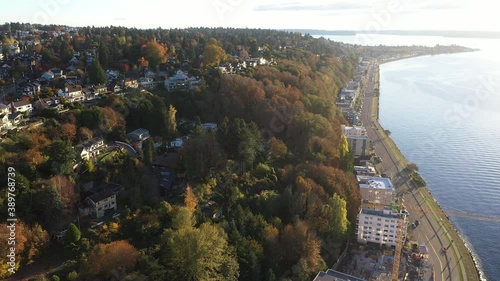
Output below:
[286,29,500,39]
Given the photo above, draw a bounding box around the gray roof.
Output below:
[313,269,366,281]
[87,190,115,204]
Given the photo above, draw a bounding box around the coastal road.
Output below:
[359,62,467,281]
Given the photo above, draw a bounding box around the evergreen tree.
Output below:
[88,59,108,85]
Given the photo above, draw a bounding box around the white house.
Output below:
[123,78,139,89]
[75,137,106,161]
[11,100,33,113]
[58,87,85,102]
[356,208,407,247]
[164,70,200,92]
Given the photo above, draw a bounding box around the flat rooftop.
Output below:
[360,208,400,219]
[357,176,394,190]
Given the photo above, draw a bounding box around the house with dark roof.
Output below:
[83,190,117,218]
[11,100,33,113]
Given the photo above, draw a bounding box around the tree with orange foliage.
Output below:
[184,185,198,212]
[143,41,167,69]
[60,123,77,141]
[86,240,139,279]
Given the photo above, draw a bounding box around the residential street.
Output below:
[359,63,468,281]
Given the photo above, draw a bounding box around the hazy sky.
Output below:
[1,0,497,31]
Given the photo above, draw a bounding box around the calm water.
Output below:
[317,34,500,280]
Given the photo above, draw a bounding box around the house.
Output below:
[11,100,33,113]
[0,103,10,115]
[75,137,106,161]
[50,68,64,78]
[201,123,218,132]
[354,163,378,176]
[357,175,395,205]
[139,77,154,88]
[93,84,108,95]
[108,83,121,93]
[164,70,189,92]
[9,44,20,55]
[356,208,407,247]
[170,136,190,148]
[22,82,41,97]
[58,87,85,102]
[127,128,150,149]
[41,71,55,81]
[313,269,366,281]
[35,97,63,112]
[341,125,369,157]
[106,69,120,80]
[0,113,11,131]
[83,190,117,218]
[123,78,138,89]
[8,112,23,126]
[82,88,96,101]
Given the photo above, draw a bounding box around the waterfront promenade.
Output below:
[359,62,481,281]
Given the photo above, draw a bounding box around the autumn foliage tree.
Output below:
[86,240,139,279]
[143,41,168,69]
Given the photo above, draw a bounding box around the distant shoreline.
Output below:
[288,29,500,39]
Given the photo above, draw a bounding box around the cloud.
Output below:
[254,2,368,12]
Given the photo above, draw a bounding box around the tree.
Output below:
[77,127,93,141]
[339,135,353,172]
[99,42,110,69]
[44,140,77,175]
[167,105,178,138]
[86,240,139,279]
[203,39,227,67]
[162,223,239,280]
[143,138,155,166]
[60,123,77,141]
[269,137,288,160]
[66,223,81,244]
[143,41,167,69]
[88,59,108,85]
[184,185,198,212]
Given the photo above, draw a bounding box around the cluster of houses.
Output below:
[214,56,273,74]
[337,60,370,125]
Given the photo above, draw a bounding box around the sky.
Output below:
[1,0,498,32]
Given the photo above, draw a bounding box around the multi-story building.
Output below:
[341,124,369,157]
[84,190,117,218]
[357,175,395,205]
[356,208,407,247]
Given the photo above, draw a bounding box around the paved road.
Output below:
[359,62,467,281]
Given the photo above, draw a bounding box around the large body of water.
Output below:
[316,34,500,280]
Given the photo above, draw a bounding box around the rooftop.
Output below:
[87,190,115,203]
[360,208,400,219]
[357,176,394,190]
